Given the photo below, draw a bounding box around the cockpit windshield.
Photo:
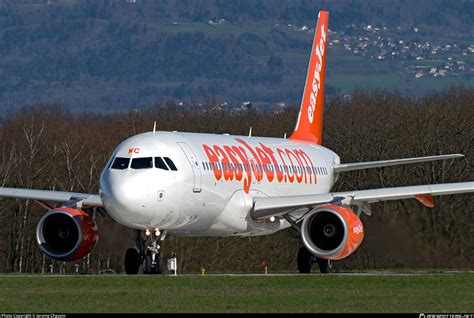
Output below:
[131,157,153,170]
[110,156,177,171]
[155,157,169,170]
[111,157,130,170]
[164,157,177,171]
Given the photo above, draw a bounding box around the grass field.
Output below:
[0,273,473,313]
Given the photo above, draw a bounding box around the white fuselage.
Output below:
[99,131,340,236]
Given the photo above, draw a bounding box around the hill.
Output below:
[0,0,472,112]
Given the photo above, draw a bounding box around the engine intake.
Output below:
[36,208,99,261]
[301,204,364,260]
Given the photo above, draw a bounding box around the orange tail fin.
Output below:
[290,11,329,145]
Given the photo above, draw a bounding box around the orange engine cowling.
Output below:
[301,204,364,260]
[35,208,99,261]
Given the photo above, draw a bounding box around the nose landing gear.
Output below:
[124,229,166,275]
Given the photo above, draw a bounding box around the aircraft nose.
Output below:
[100,170,154,226]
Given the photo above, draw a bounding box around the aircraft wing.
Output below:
[251,181,474,220]
[333,154,464,173]
[0,187,103,208]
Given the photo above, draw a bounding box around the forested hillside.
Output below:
[0,0,472,112]
[0,87,472,274]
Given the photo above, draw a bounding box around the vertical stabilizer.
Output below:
[290,11,329,145]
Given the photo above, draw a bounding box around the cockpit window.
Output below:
[131,157,153,170]
[164,157,177,171]
[155,157,169,170]
[105,149,118,169]
[111,157,130,170]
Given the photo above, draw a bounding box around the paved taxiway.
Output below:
[1,271,473,277]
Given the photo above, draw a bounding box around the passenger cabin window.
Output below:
[111,157,130,170]
[131,157,153,170]
[164,157,178,171]
[155,157,169,170]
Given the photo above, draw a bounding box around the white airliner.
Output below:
[1,11,473,274]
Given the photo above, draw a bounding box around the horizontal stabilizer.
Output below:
[334,154,464,173]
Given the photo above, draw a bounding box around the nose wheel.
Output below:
[124,229,166,275]
[143,254,160,274]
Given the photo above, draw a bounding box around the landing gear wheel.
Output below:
[124,248,140,275]
[152,254,162,274]
[129,229,166,275]
[316,257,333,274]
[143,255,153,274]
[143,254,161,274]
[297,246,314,273]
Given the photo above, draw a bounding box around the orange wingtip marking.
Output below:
[415,194,435,208]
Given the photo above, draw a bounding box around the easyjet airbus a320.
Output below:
[1,11,473,274]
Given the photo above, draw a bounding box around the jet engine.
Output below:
[36,208,99,261]
[301,204,364,260]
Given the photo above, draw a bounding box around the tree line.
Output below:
[0,87,472,274]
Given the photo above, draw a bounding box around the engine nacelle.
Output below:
[36,208,99,261]
[301,204,364,260]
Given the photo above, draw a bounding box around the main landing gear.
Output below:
[124,229,166,275]
[297,246,333,274]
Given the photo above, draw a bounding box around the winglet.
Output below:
[415,194,435,208]
[290,11,329,145]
